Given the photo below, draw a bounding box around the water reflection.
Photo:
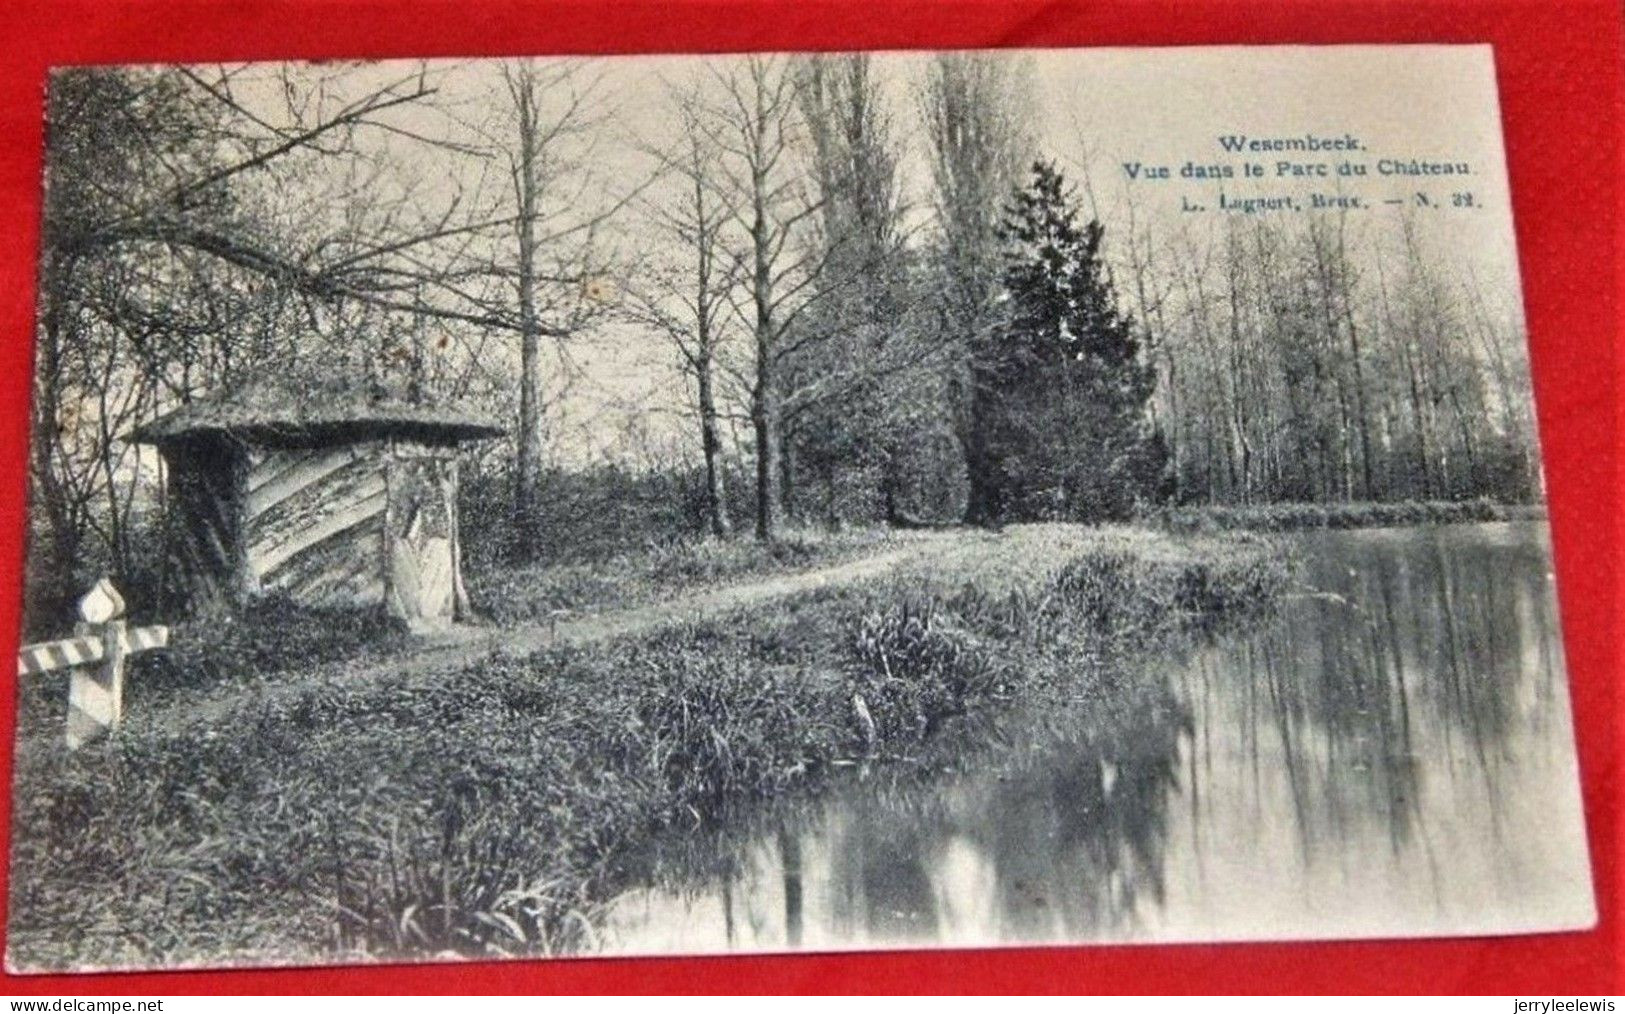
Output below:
[601,522,1593,954]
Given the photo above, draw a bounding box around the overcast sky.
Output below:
[156,45,1524,466]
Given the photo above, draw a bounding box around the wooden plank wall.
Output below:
[242,442,390,609]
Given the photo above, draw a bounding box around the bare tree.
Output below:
[690,56,838,541]
[627,88,744,536]
[489,61,620,537]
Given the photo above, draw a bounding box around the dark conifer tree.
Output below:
[983,161,1168,521]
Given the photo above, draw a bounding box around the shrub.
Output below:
[848,596,1001,744]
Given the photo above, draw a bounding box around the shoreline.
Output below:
[8,525,1288,972]
[1150,498,1544,534]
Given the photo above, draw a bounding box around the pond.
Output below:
[596,521,1595,954]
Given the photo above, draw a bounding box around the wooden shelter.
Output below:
[130,374,503,631]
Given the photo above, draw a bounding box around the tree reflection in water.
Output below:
[1227,525,1544,867]
[599,522,1591,953]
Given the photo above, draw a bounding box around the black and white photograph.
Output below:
[6,44,1593,972]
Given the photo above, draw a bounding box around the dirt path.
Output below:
[403,535,947,676]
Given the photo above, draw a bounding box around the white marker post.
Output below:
[15,578,168,750]
[68,578,126,750]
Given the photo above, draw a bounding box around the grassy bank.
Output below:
[1151,498,1545,534]
[7,525,1287,971]
[9,528,913,737]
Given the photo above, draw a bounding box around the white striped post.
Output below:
[14,578,170,750]
[69,578,125,750]
[65,617,124,750]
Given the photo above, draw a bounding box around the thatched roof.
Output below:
[128,372,505,448]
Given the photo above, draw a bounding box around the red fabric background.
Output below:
[0,0,1617,995]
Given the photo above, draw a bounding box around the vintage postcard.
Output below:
[6,44,1593,971]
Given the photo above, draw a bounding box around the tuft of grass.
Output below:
[1150,497,1544,534]
[6,525,1287,971]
